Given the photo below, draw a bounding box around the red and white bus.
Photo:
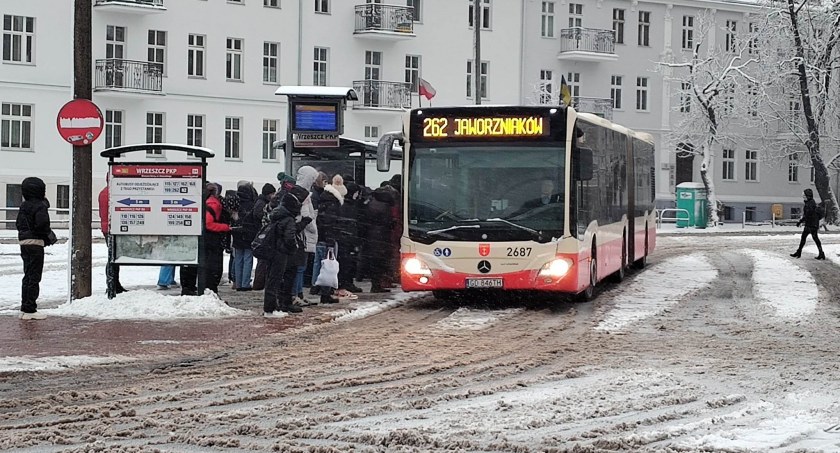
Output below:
[377,105,656,300]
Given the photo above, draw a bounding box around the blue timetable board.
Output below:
[293,103,339,132]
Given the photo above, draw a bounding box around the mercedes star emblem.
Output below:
[477,260,492,274]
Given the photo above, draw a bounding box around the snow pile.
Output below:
[42,289,247,320]
[432,307,522,331]
[0,355,130,373]
[595,253,718,331]
[742,249,817,319]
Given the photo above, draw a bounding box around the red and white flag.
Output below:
[418,78,437,100]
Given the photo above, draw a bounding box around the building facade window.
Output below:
[145,112,164,155]
[188,34,205,77]
[468,0,491,29]
[226,37,243,81]
[364,125,380,139]
[104,110,123,149]
[466,60,488,99]
[745,149,758,181]
[747,82,758,117]
[186,114,204,147]
[681,15,694,50]
[612,9,625,44]
[106,25,125,61]
[313,46,328,86]
[225,117,242,160]
[638,11,650,46]
[566,72,580,100]
[262,119,278,160]
[636,77,649,111]
[263,41,279,83]
[722,148,735,181]
[1,102,32,151]
[680,82,691,113]
[405,55,420,92]
[725,20,737,53]
[264,0,280,7]
[748,22,757,54]
[568,3,582,28]
[539,70,553,104]
[610,75,622,109]
[407,0,421,21]
[147,30,166,74]
[541,2,555,38]
[56,184,70,213]
[2,15,34,63]
[788,154,799,183]
[315,0,329,13]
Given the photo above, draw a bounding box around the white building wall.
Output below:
[0,0,822,224]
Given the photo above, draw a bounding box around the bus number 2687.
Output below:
[507,247,532,257]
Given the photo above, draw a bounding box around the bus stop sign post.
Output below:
[100,144,214,299]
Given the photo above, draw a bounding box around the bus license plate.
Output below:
[465,278,503,289]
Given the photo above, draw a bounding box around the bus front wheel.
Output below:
[578,248,598,302]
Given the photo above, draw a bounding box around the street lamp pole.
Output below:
[71,0,92,299]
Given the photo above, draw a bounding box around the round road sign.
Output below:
[56,99,104,146]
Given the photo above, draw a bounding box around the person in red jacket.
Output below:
[98,184,126,294]
[180,184,233,296]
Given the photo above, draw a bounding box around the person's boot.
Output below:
[816,251,826,260]
[278,296,302,313]
[790,251,801,258]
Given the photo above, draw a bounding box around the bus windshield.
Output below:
[408,145,566,243]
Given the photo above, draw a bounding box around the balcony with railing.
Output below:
[573,97,614,121]
[93,0,165,13]
[95,59,163,94]
[352,80,412,110]
[557,28,618,62]
[354,4,416,40]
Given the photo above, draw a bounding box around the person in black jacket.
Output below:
[251,183,276,291]
[16,177,53,320]
[232,181,259,290]
[314,184,344,304]
[359,185,396,292]
[791,188,826,259]
[337,182,363,295]
[264,192,304,316]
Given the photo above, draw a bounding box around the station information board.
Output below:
[109,164,203,236]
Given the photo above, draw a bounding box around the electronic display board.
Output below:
[409,107,565,144]
[293,103,339,132]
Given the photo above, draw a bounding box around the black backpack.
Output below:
[251,222,278,260]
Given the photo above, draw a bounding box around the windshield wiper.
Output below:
[485,218,548,242]
[426,224,481,236]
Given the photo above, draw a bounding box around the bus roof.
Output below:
[575,110,655,146]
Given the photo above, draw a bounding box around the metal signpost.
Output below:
[100,144,214,299]
[274,86,358,176]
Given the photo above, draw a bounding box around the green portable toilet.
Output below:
[675,182,708,228]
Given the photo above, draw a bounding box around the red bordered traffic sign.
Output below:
[56,99,104,146]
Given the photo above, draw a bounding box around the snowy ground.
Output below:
[1,229,840,451]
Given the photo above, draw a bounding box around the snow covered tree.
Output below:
[751,0,840,223]
[658,12,760,226]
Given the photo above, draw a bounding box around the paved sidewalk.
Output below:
[0,283,393,360]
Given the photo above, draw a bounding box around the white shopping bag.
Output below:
[314,247,340,288]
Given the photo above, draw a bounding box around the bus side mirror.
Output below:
[575,147,593,181]
[377,132,402,172]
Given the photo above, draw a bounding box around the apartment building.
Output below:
[0,0,816,224]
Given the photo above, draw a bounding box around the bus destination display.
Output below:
[294,104,338,132]
[421,115,550,139]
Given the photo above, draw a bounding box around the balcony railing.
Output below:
[354,4,415,35]
[94,0,165,11]
[352,80,412,110]
[559,28,616,55]
[573,97,614,121]
[95,59,163,93]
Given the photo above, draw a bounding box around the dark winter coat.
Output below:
[253,193,272,228]
[336,195,360,251]
[232,185,259,249]
[16,177,51,244]
[800,198,821,228]
[268,206,297,256]
[316,185,344,246]
[360,186,395,245]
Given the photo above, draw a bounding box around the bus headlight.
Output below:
[538,258,572,278]
[404,257,432,276]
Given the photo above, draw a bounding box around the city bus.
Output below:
[376,105,656,301]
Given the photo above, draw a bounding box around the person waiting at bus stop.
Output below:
[181,183,233,296]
